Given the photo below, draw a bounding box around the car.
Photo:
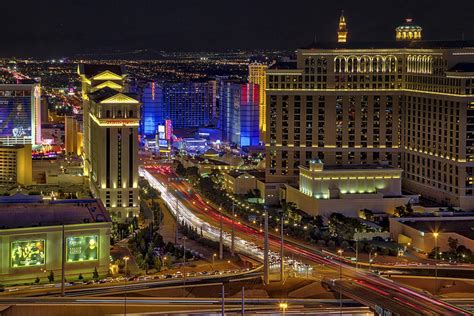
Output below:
[165,274,173,279]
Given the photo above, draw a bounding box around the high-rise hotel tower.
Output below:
[249,63,268,141]
[266,17,474,209]
[79,65,140,221]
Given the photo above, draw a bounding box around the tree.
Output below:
[394,203,414,218]
[47,270,54,283]
[78,273,84,281]
[327,240,336,249]
[313,215,324,229]
[92,267,99,280]
[176,161,186,176]
[153,257,162,271]
[448,237,459,253]
[361,209,374,221]
[340,240,350,250]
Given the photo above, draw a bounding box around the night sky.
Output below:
[1,0,473,57]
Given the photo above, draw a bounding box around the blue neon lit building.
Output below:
[140,81,216,138]
[140,82,164,138]
[218,81,260,147]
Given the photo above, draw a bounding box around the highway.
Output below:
[140,165,471,316]
[2,269,262,298]
[0,297,371,315]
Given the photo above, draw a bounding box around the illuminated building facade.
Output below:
[299,160,402,198]
[65,116,82,155]
[79,65,140,221]
[140,82,164,138]
[0,197,111,284]
[284,160,410,217]
[396,18,422,41]
[337,11,348,43]
[140,81,215,139]
[266,17,474,210]
[249,63,268,141]
[0,81,41,145]
[219,81,260,147]
[0,144,32,185]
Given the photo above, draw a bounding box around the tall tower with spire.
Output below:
[337,11,348,43]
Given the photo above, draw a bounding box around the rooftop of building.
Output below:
[0,195,111,229]
[0,144,29,149]
[395,18,422,31]
[300,40,474,51]
[79,64,125,78]
[225,169,265,180]
[448,62,474,73]
[269,61,298,70]
[302,161,399,172]
[396,216,474,240]
[322,164,398,170]
[88,87,138,103]
[189,156,229,166]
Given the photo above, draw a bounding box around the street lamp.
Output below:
[433,232,439,295]
[212,253,217,269]
[279,302,288,315]
[123,256,130,316]
[182,236,187,286]
[337,249,343,316]
[369,251,377,271]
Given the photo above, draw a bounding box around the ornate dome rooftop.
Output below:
[396,18,422,41]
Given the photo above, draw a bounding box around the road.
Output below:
[1,269,262,298]
[141,165,471,316]
[0,297,371,315]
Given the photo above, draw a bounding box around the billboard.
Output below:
[11,240,45,267]
[66,235,98,262]
[0,96,32,138]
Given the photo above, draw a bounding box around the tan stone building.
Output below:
[283,161,413,218]
[65,116,82,156]
[265,17,474,210]
[78,65,140,221]
[390,216,474,253]
[0,144,32,185]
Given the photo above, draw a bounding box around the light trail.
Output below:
[140,167,309,274]
[140,166,470,315]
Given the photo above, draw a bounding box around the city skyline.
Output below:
[0,5,474,315]
[1,0,473,57]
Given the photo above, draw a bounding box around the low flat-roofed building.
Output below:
[223,171,258,195]
[390,216,474,253]
[283,161,414,218]
[0,196,112,284]
[223,170,281,205]
[180,156,240,175]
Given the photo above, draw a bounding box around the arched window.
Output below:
[347,56,358,73]
[427,56,433,74]
[359,56,371,73]
[334,56,346,73]
[373,56,385,72]
[386,55,397,73]
[416,55,422,73]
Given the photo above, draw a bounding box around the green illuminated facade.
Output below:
[0,198,112,284]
